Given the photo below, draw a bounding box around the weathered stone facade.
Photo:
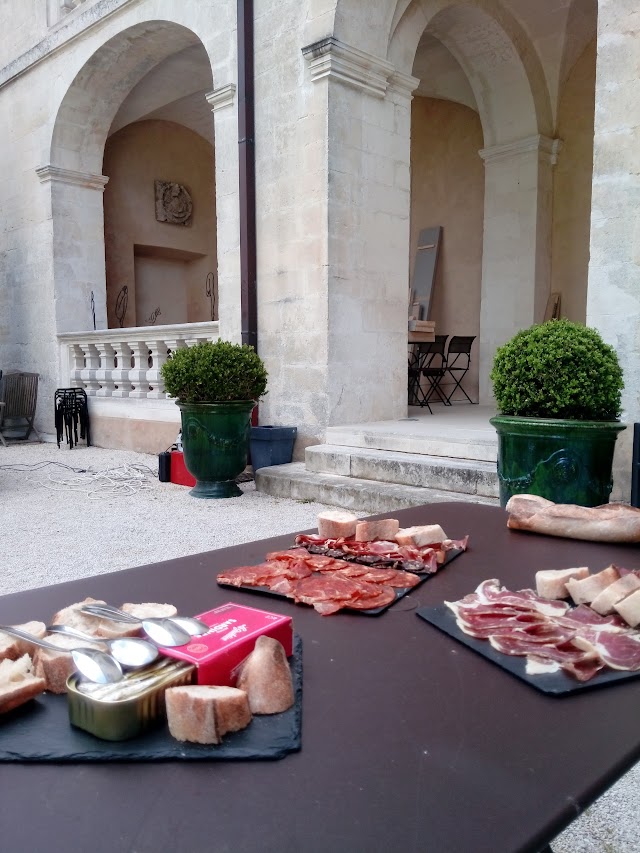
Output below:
[1,0,637,493]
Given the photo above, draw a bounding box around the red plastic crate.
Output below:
[170,451,196,487]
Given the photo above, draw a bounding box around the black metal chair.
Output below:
[441,335,476,403]
[408,336,449,412]
[0,371,41,443]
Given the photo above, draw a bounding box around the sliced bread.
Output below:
[354,518,400,543]
[165,685,252,744]
[395,524,447,548]
[317,510,359,539]
[0,654,46,714]
[535,567,590,600]
[590,573,640,615]
[32,633,89,694]
[0,621,47,662]
[235,635,294,714]
[565,565,621,605]
[614,589,640,627]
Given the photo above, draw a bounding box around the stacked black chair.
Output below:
[441,336,476,403]
[54,388,91,449]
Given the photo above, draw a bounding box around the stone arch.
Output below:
[50,21,210,174]
[44,20,216,333]
[387,0,551,146]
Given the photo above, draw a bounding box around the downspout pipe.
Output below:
[237,0,258,351]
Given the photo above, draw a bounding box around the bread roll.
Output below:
[506,494,640,543]
[165,685,252,744]
[395,524,447,548]
[565,565,621,605]
[590,573,640,615]
[235,635,294,714]
[535,567,590,600]
[0,654,46,714]
[354,519,400,543]
[0,621,46,662]
[317,510,359,539]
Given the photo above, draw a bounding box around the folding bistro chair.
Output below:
[0,371,41,442]
[441,335,475,403]
[408,336,449,412]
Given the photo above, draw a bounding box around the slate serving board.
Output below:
[218,549,466,616]
[0,636,303,762]
[416,606,640,696]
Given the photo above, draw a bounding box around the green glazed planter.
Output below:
[490,416,626,509]
[178,400,255,498]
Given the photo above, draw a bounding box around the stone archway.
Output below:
[389,1,556,402]
[43,21,215,335]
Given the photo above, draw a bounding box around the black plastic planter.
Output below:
[250,426,297,471]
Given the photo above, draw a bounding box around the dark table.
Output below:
[2,502,640,853]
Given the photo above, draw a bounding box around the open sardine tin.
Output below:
[159,602,293,686]
[67,658,196,741]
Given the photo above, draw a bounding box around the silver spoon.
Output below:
[80,604,208,644]
[0,625,123,684]
[46,624,160,669]
[79,605,193,647]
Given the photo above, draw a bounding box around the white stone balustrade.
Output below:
[58,322,220,399]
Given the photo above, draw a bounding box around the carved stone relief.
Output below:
[155,180,193,226]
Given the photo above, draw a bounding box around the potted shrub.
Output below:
[489,319,625,508]
[161,340,268,498]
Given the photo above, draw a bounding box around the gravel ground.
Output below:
[0,441,638,851]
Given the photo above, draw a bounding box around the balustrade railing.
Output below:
[58,322,220,399]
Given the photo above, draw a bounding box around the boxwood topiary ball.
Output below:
[490,319,623,421]
[161,339,268,403]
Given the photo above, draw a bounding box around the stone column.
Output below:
[587,2,640,498]
[35,166,109,334]
[206,83,240,343]
[302,38,419,425]
[478,135,561,402]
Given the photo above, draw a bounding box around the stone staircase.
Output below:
[256,406,502,513]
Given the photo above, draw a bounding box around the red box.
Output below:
[159,602,293,686]
[170,451,196,487]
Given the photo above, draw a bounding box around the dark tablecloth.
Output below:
[1,502,639,853]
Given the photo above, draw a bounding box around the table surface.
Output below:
[2,502,640,853]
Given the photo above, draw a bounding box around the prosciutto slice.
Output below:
[446,578,640,682]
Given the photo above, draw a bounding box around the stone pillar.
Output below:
[206,83,240,343]
[35,166,109,334]
[478,135,561,402]
[587,2,640,499]
[303,38,419,425]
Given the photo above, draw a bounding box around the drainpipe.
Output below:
[237,0,258,352]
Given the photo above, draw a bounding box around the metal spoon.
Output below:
[80,604,208,645]
[46,624,160,669]
[0,625,123,684]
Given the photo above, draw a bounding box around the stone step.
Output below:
[325,416,498,462]
[305,445,499,498]
[255,462,500,515]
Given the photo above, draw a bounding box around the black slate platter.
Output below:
[417,606,640,696]
[0,636,303,763]
[218,548,466,616]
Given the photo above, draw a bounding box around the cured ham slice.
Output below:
[446,577,640,682]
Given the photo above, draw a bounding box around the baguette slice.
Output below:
[317,510,359,539]
[32,633,89,694]
[0,621,47,662]
[49,597,138,640]
[165,685,252,744]
[614,589,640,627]
[535,567,590,600]
[590,573,640,615]
[395,524,447,548]
[565,565,621,605]
[235,635,294,714]
[506,494,640,543]
[354,518,400,543]
[0,654,46,714]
